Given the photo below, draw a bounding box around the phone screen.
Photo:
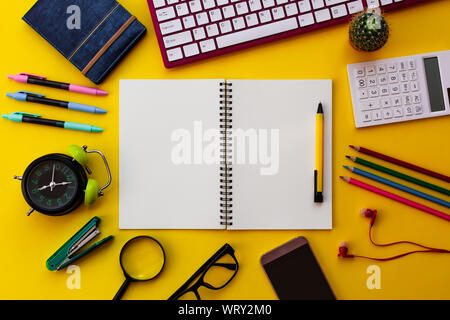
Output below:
[262,240,335,300]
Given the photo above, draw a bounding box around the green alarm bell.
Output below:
[14,145,111,216]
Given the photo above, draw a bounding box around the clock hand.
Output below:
[54,181,73,187]
[50,164,56,191]
[38,184,51,191]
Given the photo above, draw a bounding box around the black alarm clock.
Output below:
[14,145,111,216]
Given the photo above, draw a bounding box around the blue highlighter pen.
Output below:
[6,91,107,114]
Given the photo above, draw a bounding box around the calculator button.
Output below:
[355,68,365,77]
[388,73,399,83]
[365,66,376,76]
[408,60,416,70]
[377,65,386,74]
[362,111,372,122]
[402,95,411,105]
[412,94,421,104]
[383,108,393,119]
[357,78,367,88]
[404,106,413,116]
[387,64,397,72]
[401,82,409,93]
[380,86,389,96]
[414,105,423,115]
[410,81,419,91]
[392,97,401,106]
[362,100,379,110]
[368,88,379,98]
[367,76,377,87]
[399,61,407,71]
[410,71,418,81]
[393,107,403,117]
[372,110,383,121]
[359,89,368,99]
[400,72,409,82]
[378,75,388,85]
[390,84,400,94]
[381,98,391,107]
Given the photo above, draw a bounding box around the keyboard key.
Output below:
[398,61,407,71]
[315,8,331,22]
[404,105,413,116]
[160,19,183,35]
[206,23,219,36]
[408,60,416,70]
[362,111,372,122]
[367,76,377,87]
[167,47,183,61]
[363,100,379,110]
[325,0,348,5]
[202,0,216,9]
[390,84,400,94]
[365,66,376,76]
[368,88,379,98]
[413,94,421,104]
[311,0,324,9]
[200,39,216,52]
[399,71,409,82]
[298,13,314,27]
[196,12,209,25]
[272,7,285,20]
[410,81,419,91]
[380,86,389,96]
[298,0,312,13]
[153,0,166,8]
[262,0,276,8]
[354,68,365,77]
[347,0,364,14]
[410,71,418,81]
[183,43,200,57]
[377,65,386,74]
[393,107,403,117]
[236,2,249,15]
[167,0,179,4]
[232,17,246,29]
[381,98,390,107]
[249,0,262,11]
[414,105,423,115]
[372,110,382,120]
[401,82,409,93]
[219,20,233,33]
[209,8,223,22]
[183,15,196,28]
[392,96,401,106]
[223,5,236,18]
[387,63,397,72]
[163,30,193,48]
[359,89,368,99]
[189,0,203,12]
[388,73,398,83]
[245,13,259,26]
[276,0,289,5]
[259,10,272,23]
[383,108,393,119]
[176,3,189,16]
[285,3,298,16]
[217,0,229,5]
[380,0,393,5]
[331,4,347,18]
[366,0,380,8]
[357,78,366,88]
[156,7,176,22]
[378,75,388,85]
[193,27,206,40]
[402,95,411,105]
[216,17,298,48]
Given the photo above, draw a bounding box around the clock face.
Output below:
[24,156,84,214]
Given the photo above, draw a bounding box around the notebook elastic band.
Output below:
[82,15,136,75]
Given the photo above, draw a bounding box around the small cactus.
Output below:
[349,10,389,52]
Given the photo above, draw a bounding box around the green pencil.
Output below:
[346,156,450,196]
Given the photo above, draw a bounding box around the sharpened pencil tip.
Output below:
[349,145,355,149]
[345,155,350,159]
[339,176,344,179]
[343,165,349,170]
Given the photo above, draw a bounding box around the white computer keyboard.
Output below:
[348,50,450,128]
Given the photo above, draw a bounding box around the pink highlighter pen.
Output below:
[7,73,108,96]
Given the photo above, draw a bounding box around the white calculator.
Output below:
[347,50,450,128]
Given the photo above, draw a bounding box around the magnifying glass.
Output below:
[113,236,166,300]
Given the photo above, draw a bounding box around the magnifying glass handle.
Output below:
[113,277,132,301]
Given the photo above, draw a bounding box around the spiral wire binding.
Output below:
[219,81,233,227]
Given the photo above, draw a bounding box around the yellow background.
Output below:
[0,0,449,300]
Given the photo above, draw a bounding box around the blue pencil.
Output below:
[344,166,450,208]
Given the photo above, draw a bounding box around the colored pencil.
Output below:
[346,156,450,196]
[349,145,450,183]
[340,176,450,222]
[344,166,450,208]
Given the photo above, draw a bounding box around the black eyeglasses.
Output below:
[168,243,239,300]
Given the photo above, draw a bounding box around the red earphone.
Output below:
[338,209,450,261]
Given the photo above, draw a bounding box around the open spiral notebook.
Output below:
[119,79,332,230]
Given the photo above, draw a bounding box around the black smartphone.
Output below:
[260,236,335,300]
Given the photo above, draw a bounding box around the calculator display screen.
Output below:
[423,57,446,112]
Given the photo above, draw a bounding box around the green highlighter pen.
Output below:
[2,112,103,133]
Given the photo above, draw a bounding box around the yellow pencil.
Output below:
[314,102,324,203]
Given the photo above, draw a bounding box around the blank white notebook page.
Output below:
[119,79,223,229]
[230,80,332,230]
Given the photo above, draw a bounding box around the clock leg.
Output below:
[27,208,34,216]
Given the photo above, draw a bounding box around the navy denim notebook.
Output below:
[23,0,146,84]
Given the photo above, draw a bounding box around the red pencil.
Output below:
[349,145,450,183]
[340,176,450,222]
